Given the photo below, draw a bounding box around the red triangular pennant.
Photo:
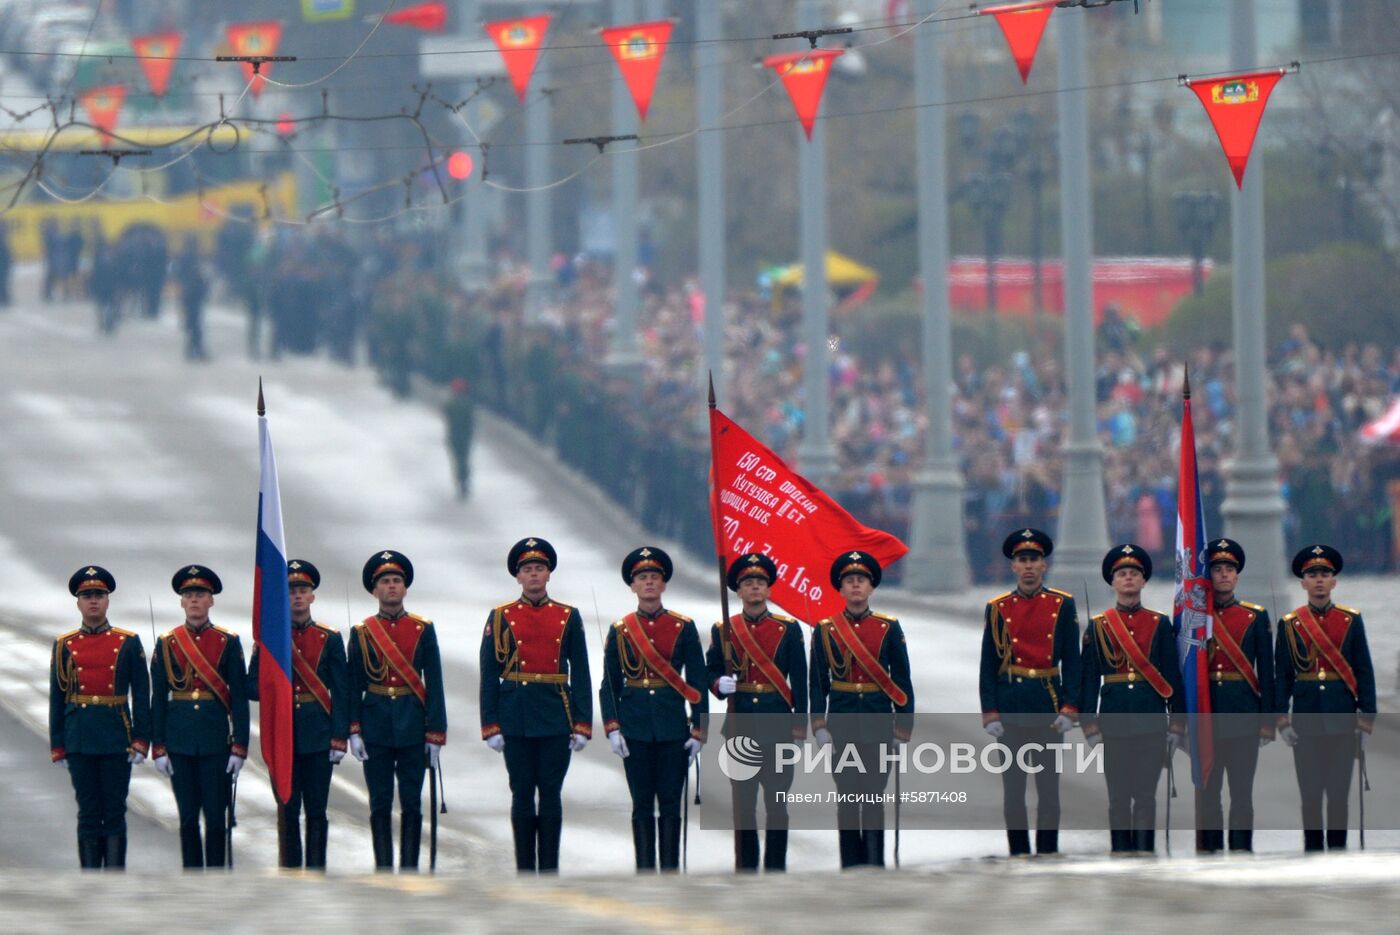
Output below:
[601,20,674,122]
[226,20,283,99]
[980,1,1055,84]
[131,31,181,98]
[384,2,447,32]
[484,14,551,104]
[1184,69,1286,188]
[79,85,125,144]
[763,49,844,141]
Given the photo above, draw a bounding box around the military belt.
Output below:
[830,680,884,694]
[69,693,127,706]
[1295,672,1338,683]
[1007,665,1059,679]
[170,690,217,701]
[1103,672,1143,684]
[737,681,779,694]
[1210,671,1250,682]
[625,677,677,690]
[368,684,418,697]
[504,671,568,685]
[294,692,320,703]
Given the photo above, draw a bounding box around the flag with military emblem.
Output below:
[763,49,844,141]
[601,20,674,121]
[131,32,182,98]
[1175,370,1213,787]
[485,14,552,103]
[1183,68,1288,188]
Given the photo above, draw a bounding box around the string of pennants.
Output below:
[97,6,1292,189]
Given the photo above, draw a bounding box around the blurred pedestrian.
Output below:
[443,377,474,499]
[173,235,209,361]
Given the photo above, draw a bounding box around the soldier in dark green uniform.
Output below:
[1195,538,1274,854]
[600,546,707,872]
[248,559,351,869]
[50,565,151,869]
[1275,544,1376,851]
[708,552,807,873]
[347,550,448,871]
[810,550,914,869]
[480,537,593,874]
[978,529,1080,858]
[1079,545,1185,856]
[150,565,250,869]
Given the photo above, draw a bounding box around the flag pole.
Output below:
[708,373,733,640]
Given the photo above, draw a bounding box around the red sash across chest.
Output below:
[292,625,329,692]
[504,600,570,674]
[628,612,683,669]
[1209,603,1260,694]
[994,591,1063,670]
[64,628,129,696]
[832,615,890,684]
[364,615,425,687]
[170,625,232,708]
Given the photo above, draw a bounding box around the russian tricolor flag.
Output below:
[254,382,294,804]
[1175,367,1214,788]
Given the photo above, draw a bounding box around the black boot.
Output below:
[734,830,759,872]
[280,813,304,868]
[304,817,329,870]
[78,837,103,869]
[511,815,537,872]
[1007,830,1032,858]
[1303,830,1325,853]
[400,812,422,870]
[370,811,394,870]
[657,816,682,872]
[1109,829,1133,856]
[537,816,563,873]
[632,818,657,872]
[1227,830,1253,853]
[1134,829,1155,855]
[103,835,126,870]
[863,830,885,868]
[764,829,789,872]
[204,820,226,868]
[1034,829,1059,856]
[1326,829,1347,850]
[179,824,204,869]
[839,830,864,868]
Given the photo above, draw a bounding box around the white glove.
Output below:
[984,720,1005,740]
[154,755,174,777]
[1051,714,1075,734]
[1084,731,1102,749]
[717,675,738,696]
[683,737,703,763]
[128,750,146,766]
[425,742,442,769]
[54,757,68,770]
[1280,725,1299,747]
[608,730,630,759]
[226,755,245,776]
[814,727,833,747]
[329,748,346,765]
[1259,735,1274,749]
[569,733,589,753]
[349,733,368,761]
[1165,733,1184,757]
[487,734,505,753]
[1358,730,1369,752]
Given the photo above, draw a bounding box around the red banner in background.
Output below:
[602,20,673,121]
[226,20,283,99]
[1184,69,1287,188]
[764,49,844,141]
[709,407,908,623]
[384,1,448,32]
[485,14,552,103]
[79,86,125,143]
[980,1,1056,84]
[131,32,181,98]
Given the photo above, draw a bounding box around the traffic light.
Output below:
[276,112,295,136]
[446,151,474,180]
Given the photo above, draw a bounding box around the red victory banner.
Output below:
[709,406,908,623]
[1183,69,1287,188]
[979,1,1056,84]
[601,20,674,122]
[226,20,283,98]
[130,31,182,98]
[79,86,126,143]
[485,14,552,104]
[383,2,448,32]
[763,49,844,141]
